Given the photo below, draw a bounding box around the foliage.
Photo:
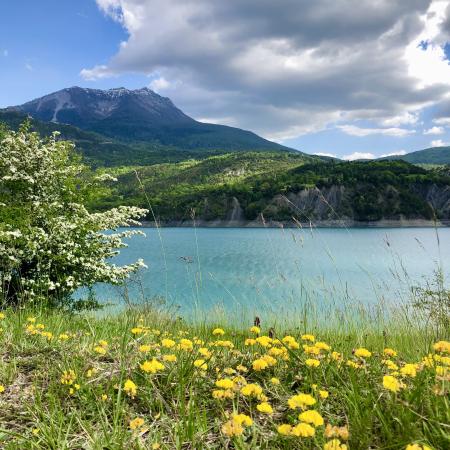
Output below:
[0,308,448,449]
[0,124,147,306]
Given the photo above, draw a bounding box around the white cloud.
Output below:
[433,117,450,125]
[430,139,450,146]
[314,152,338,158]
[82,0,450,139]
[149,76,171,92]
[380,150,407,157]
[342,152,376,161]
[423,125,445,134]
[338,125,415,137]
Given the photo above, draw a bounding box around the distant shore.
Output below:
[141,218,450,228]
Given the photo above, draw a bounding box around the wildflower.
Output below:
[86,368,97,378]
[215,378,235,389]
[400,364,417,378]
[0,385,4,394]
[241,383,263,397]
[315,342,331,351]
[94,346,107,355]
[222,420,244,437]
[256,402,273,414]
[277,424,293,435]
[319,389,330,398]
[346,360,361,369]
[101,394,108,401]
[131,327,144,335]
[179,338,194,351]
[304,345,321,355]
[212,328,225,336]
[123,379,137,398]
[232,414,253,426]
[291,422,316,437]
[129,417,145,430]
[433,340,450,353]
[0,313,4,320]
[305,358,320,368]
[252,358,269,371]
[139,344,152,353]
[250,326,261,334]
[161,338,176,348]
[256,336,272,347]
[282,335,300,349]
[383,359,399,371]
[405,445,432,450]
[58,333,70,341]
[288,393,316,410]
[236,364,248,372]
[383,375,402,392]
[152,444,161,449]
[301,334,315,342]
[298,410,324,427]
[27,317,36,323]
[325,424,349,441]
[383,348,397,357]
[60,370,76,385]
[324,439,348,450]
[245,338,257,346]
[140,358,165,374]
[270,377,280,385]
[98,340,108,348]
[198,347,211,358]
[212,389,234,399]
[32,428,40,436]
[331,351,342,361]
[163,354,177,362]
[436,365,448,377]
[194,359,208,370]
[223,367,236,375]
[354,348,371,358]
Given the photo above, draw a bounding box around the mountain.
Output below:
[382,146,450,165]
[5,86,297,154]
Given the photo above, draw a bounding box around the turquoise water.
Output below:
[89,227,450,320]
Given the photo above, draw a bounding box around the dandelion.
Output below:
[288,393,316,410]
[256,402,273,414]
[212,389,234,399]
[123,379,137,398]
[94,346,107,355]
[139,344,152,353]
[0,385,4,394]
[256,336,272,347]
[433,340,450,353]
[233,414,253,426]
[305,358,320,368]
[101,394,108,401]
[325,424,350,440]
[194,359,208,370]
[222,419,244,437]
[291,422,316,437]
[315,342,331,351]
[161,338,176,348]
[324,439,348,450]
[241,383,263,397]
[131,327,144,335]
[163,354,177,362]
[383,348,397,357]
[129,417,145,430]
[32,428,40,436]
[298,410,324,427]
[98,340,108,348]
[252,358,269,371]
[140,358,165,374]
[301,334,315,342]
[60,370,76,385]
[354,348,372,358]
[400,364,417,378]
[277,423,293,435]
[383,375,402,392]
[405,445,432,450]
[212,328,225,336]
[27,317,36,323]
[0,313,4,320]
[250,326,261,334]
[198,347,211,358]
[270,377,281,385]
[179,338,194,351]
[236,364,248,372]
[215,378,235,389]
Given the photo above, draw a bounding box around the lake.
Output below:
[88,227,450,322]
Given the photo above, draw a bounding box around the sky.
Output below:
[2,0,450,159]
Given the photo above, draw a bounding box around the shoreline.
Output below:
[140,218,450,228]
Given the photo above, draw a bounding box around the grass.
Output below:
[0,305,448,449]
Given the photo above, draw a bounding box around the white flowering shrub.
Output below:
[0,124,148,306]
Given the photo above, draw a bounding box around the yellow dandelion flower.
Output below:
[324,439,348,450]
[101,394,108,401]
[0,313,4,320]
[383,375,402,392]
[178,338,194,351]
[60,370,76,385]
[222,419,244,437]
[433,340,450,353]
[131,327,144,335]
[163,354,177,362]
[277,424,293,435]
[305,358,320,368]
[236,364,248,372]
[383,348,397,357]
[0,385,5,394]
[256,336,272,347]
[94,346,107,355]
[400,364,417,378]
[301,334,315,342]
[194,359,208,370]
[139,344,152,353]
[161,338,176,348]
[129,417,145,430]
[250,326,261,334]
[245,338,257,346]
[288,393,316,410]
[241,383,263,397]
[198,347,211,358]
[232,414,253,426]
[291,422,315,437]
[123,379,137,398]
[252,358,269,371]
[405,445,432,450]
[354,348,371,358]
[215,378,235,389]
[212,389,234,399]
[299,410,324,427]
[270,377,281,385]
[140,358,165,374]
[212,328,225,336]
[319,390,329,399]
[256,402,273,414]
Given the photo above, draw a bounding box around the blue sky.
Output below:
[2,0,450,159]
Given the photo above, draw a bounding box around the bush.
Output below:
[0,124,148,307]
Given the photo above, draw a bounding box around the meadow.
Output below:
[0,306,448,449]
